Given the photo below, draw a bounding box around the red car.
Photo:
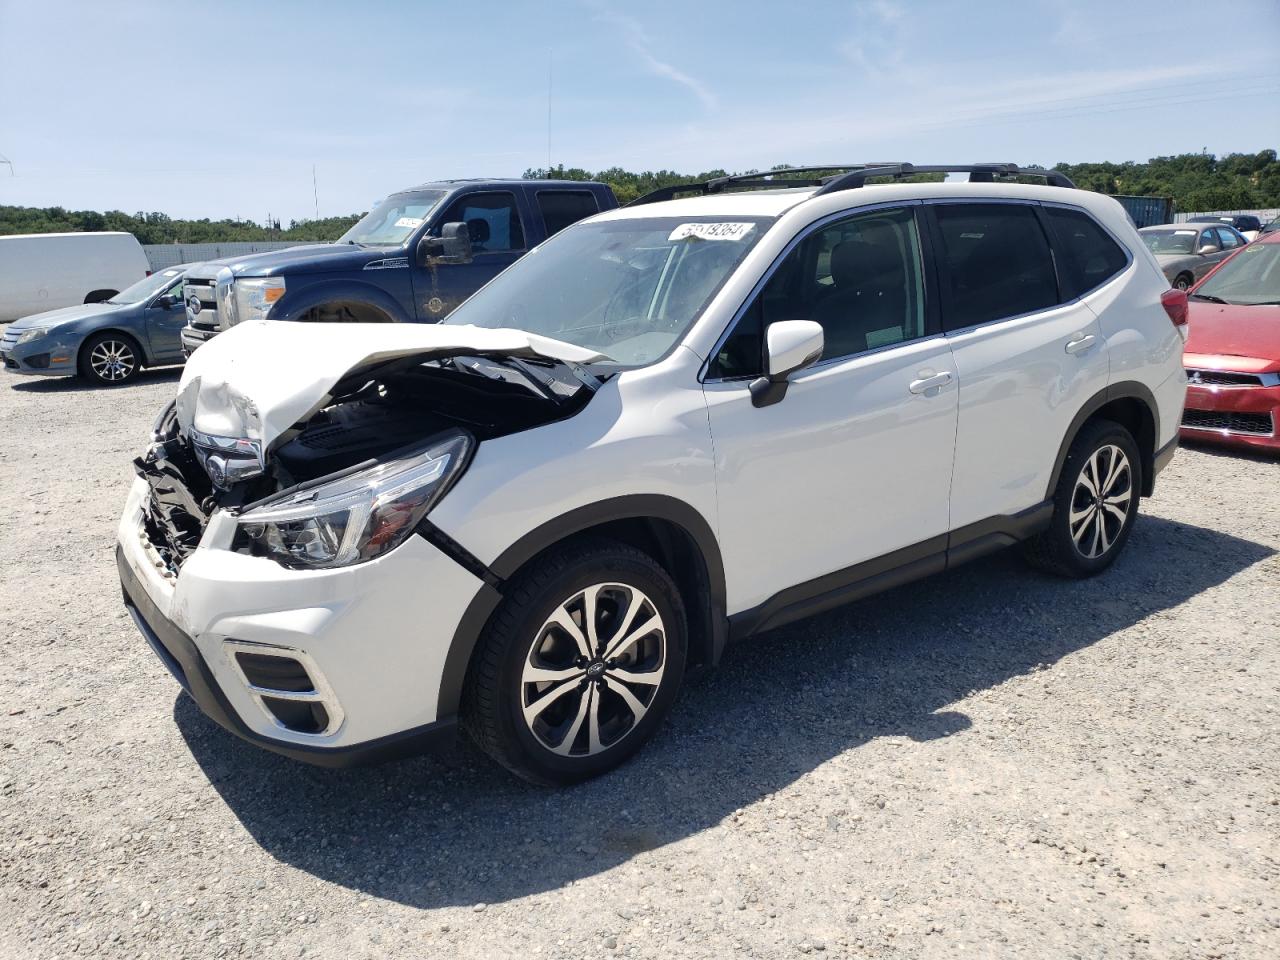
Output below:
[1180,231,1280,454]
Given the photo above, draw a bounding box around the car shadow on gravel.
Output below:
[8,367,181,393]
[175,514,1273,910]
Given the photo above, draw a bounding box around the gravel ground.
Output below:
[1,366,1278,960]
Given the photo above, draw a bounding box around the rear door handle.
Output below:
[1065,334,1098,355]
[908,371,954,395]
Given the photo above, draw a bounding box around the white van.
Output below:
[0,232,150,324]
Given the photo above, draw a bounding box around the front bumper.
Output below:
[116,475,485,765]
[180,324,218,356]
[1181,370,1280,454]
[0,331,79,377]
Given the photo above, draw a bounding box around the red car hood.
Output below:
[1184,302,1280,373]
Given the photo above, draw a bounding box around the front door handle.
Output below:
[1065,333,1098,355]
[908,371,954,395]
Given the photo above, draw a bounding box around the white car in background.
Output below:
[0,231,150,324]
[117,163,1187,784]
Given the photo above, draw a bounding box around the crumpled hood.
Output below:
[9,302,125,330]
[174,320,604,449]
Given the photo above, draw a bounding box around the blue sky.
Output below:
[1,0,1277,222]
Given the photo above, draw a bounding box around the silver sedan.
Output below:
[1139,222,1247,290]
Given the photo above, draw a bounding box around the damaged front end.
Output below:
[135,345,605,575]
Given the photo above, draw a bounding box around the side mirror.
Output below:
[417,221,473,266]
[1197,243,1219,255]
[153,294,175,309]
[749,320,824,408]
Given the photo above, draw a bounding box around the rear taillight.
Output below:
[1161,288,1188,327]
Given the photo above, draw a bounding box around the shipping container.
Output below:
[1113,195,1175,229]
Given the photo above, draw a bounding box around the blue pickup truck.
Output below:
[180,178,617,352]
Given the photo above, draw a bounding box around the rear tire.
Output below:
[462,537,687,785]
[1024,418,1141,578]
[78,332,142,385]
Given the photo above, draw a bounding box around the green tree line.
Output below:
[0,207,363,244]
[2,151,1275,243]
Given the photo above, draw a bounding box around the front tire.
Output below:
[1024,418,1141,578]
[79,332,142,385]
[463,538,687,785]
[1173,273,1193,291]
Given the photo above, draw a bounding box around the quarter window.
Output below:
[932,203,1058,329]
[1043,206,1129,299]
[439,192,525,252]
[536,190,600,238]
[710,207,927,378]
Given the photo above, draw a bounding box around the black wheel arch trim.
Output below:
[272,280,408,324]
[1045,380,1161,500]
[433,495,728,719]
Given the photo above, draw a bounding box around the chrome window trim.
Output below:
[700,199,925,384]
[701,196,1140,380]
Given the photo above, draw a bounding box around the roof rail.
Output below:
[626,164,905,206]
[814,163,1074,196]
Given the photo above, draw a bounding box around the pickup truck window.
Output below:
[443,215,772,367]
[438,192,525,253]
[338,190,447,247]
[537,190,600,237]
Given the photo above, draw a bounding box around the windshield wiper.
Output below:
[1189,293,1229,304]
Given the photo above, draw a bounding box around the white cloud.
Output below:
[589,4,717,110]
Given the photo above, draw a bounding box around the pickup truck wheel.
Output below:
[1024,418,1141,578]
[463,538,687,785]
[79,332,142,385]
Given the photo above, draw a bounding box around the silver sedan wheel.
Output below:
[88,339,137,382]
[520,582,666,757]
[1070,444,1133,559]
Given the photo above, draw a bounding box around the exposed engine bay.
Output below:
[135,352,605,571]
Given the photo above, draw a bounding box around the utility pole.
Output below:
[312,164,319,220]
[546,52,553,173]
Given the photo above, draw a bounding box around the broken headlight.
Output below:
[232,431,472,569]
[189,429,265,489]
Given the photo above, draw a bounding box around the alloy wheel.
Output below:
[520,582,666,757]
[89,339,137,382]
[1069,444,1133,559]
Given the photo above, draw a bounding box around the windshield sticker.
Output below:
[668,222,755,243]
[394,217,425,229]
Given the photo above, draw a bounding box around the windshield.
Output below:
[1141,229,1199,255]
[338,190,447,246]
[1195,242,1280,305]
[108,268,184,304]
[443,216,773,366]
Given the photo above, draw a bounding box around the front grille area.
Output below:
[1181,408,1275,436]
[135,429,213,573]
[1185,368,1264,387]
[184,279,219,331]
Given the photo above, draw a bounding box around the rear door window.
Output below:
[931,203,1058,330]
[1217,227,1241,250]
[1043,206,1129,299]
[536,190,600,238]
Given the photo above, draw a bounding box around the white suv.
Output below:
[117,164,1188,784]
